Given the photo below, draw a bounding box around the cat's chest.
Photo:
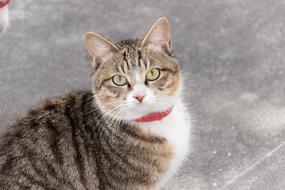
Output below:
[137,103,191,188]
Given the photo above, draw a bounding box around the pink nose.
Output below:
[134,95,145,103]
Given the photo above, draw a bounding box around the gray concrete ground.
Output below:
[1,0,285,189]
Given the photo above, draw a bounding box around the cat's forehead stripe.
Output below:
[126,46,138,67]
[120,50,128,72]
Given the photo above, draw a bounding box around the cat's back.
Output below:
[0,90,94,149]
[0,90,100,190]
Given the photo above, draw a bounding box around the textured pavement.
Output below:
[1,0,285,189]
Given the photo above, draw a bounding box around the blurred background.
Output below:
[0,0,285,189]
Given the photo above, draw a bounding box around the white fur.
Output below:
[137,98,191,189]
[126,72,156,106]
[115,71,191,189]
[0,6,9,33]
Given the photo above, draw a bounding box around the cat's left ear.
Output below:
[141,17,172,51]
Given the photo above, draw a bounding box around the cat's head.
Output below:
[85,17,182,121]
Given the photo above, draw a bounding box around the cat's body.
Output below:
[0,18,191,189]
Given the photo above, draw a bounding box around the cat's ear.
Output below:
[141,17,171,51]
[85,32,119,66]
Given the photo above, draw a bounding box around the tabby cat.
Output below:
[0,17,191,190]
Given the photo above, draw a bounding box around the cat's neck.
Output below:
[135,96,188,133]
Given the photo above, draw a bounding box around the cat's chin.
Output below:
[114,104,175,122]
[97,95,178,122]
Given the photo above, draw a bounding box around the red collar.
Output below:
[0,0,10,8]
[134,107,173,123]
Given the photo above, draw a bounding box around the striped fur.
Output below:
[0,91,173,190]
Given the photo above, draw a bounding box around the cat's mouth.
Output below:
[134,106,173,123]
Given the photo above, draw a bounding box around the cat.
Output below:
[0,0,10,33]
[0,17,191,190]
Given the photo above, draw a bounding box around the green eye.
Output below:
[112,75,128,86]
[146,68,160,81]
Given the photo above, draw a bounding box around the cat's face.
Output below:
[86,18,182,121]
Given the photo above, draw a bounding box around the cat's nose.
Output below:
[133,95,145,103]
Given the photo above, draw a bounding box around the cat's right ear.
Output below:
[85,32,119,67]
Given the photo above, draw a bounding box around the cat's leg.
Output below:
[0,4,9,33]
